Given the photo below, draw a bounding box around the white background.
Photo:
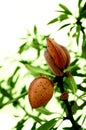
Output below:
[0,0,77,59]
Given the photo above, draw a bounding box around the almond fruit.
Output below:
[44,50,63,76]
[60,45,70,68]
[47,38,67,70]
[44,38,70,76]
[28,76,54,108]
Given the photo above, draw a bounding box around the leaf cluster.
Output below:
[48,0,86,59]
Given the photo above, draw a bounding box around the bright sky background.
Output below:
[0,0,77,60]
[0,0,78,130]
[0,0,58,59]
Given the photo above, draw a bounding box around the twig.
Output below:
[55,76,81,129]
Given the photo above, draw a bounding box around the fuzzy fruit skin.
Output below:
[28,76,54,108]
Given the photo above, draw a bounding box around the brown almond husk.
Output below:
[44,50,64,76]
[46,38,67,70]
[60,45,70,68]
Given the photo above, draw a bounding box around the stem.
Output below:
[56,76,81,129]
[0,91,28,108]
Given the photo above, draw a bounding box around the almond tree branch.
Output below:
[0,91,28,108]
[55,76,81,129]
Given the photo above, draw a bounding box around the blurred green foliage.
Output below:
[0,0,86,130]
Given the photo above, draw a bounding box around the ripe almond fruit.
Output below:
[47,38,67,70]
[28,76,54,108]
[44,50,64,76]
[60,45,70,68]
[44,38,70,76]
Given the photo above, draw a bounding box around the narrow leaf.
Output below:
[20,61,54,77]
[79,102,86,109]
[59,4,72,15]
[48,17,58,25]
[58,14,68,22]
[78,84,86,92]
[71,101,78,115]
[0,87,12,99]
[34,25,37,35]
[64,76,77,94]
[28,113,45,124]
[82,115,86,126]
[18,42,27,54]
[64,64,79,73]
[63,127,73,130]
[68,76,77,94]
[82,34,86,59]
[78,0,82,7]
[15,118,27,130]
[76,25,81,45]
[81,2,86,13]
[81,10,86,18]
[31,122,37,130]
[37,118,57,130]
[36,107,55,115]
[76,114,82,122]
[58,23,70,30]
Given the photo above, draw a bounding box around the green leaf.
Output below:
[13,66,20,75]
[68,26,75,36]
[0,87,12,99]
[31,122,37,130]
[82,115,86,126]
[0,96,4,107]
[20,61,54,77]
[7,67,20,85]
[80,2,86,13]
[20,86,27,95]
[64,76,77,94]
[78,0,82,8]
[37,118,57,130]
[82,34,86,59]
[81,10,86,18]
[68,76,77,93]
[28,113,45,124]
[48,17,58,25]
[59,4,72,15]
[79,102,86,109]
[0,91,28,108]
[71,101,78,115]
[63,127,73,130]
[76,25,81,45]
[36,107,55,115]
[18,42,28,54]
[15,118,27,130]
[68,60,80,76]
[64,64,79,73]
[76,114,82,122]
[34,25,37,35]
[58,23,70,30]
[78,84,86,92]
[70,59,78,66]
[58,14,68,22]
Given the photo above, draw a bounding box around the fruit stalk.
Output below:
[55,76,81,129]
